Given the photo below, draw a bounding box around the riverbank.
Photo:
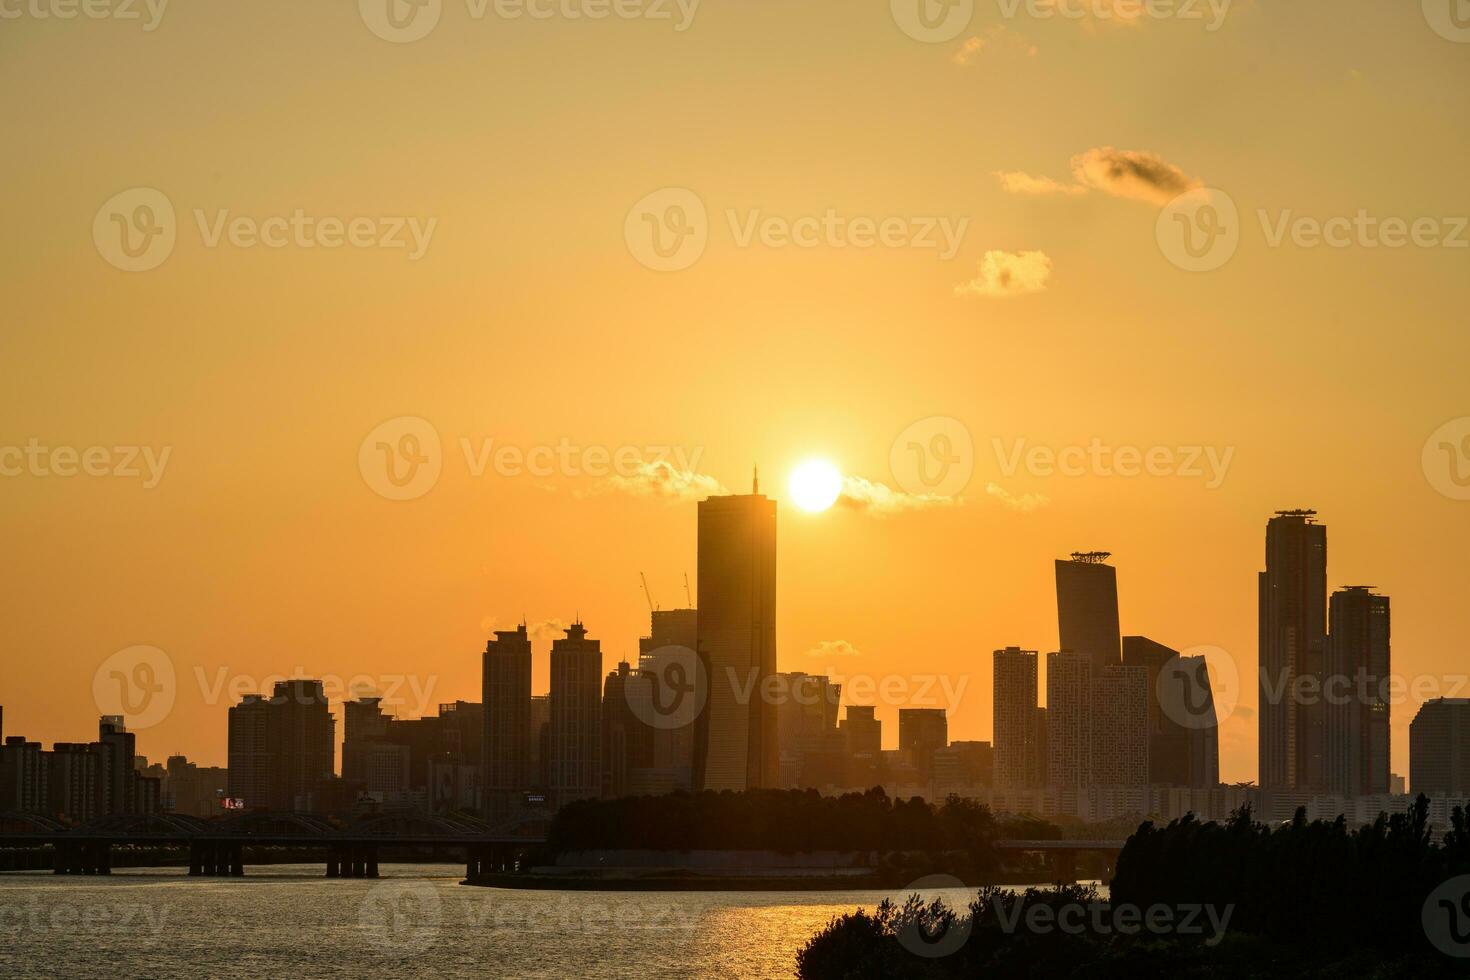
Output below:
[466,869,1068,891]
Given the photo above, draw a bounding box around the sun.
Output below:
[789,459,843,513]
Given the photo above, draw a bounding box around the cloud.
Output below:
[584,460,728,503]
[953,27,1038,66]
[954,250,1052,298]
[806,640,863,660]
[529,619,567,644]
[838,475,961,516]
[1070,146,1201,205]
[985,482,1050,513]
[994,171,1088,197]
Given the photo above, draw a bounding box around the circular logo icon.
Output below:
[891,0,974,43]
[360,0,442,43]
[892,874,972,958]
[890,416,973,499]
[625,188,709,272]
[1423,0,1470,42]
[1424,875,1470,957]
[1423,417,1470,501]
[1156,187,1239,273]
[359,417,443,501]
[93,188,177,273]
[626,645,708,730]
[1157,646,1238,731]
[92,645,177,731]
[359,879,443,956]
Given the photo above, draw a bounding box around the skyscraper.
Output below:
[898,708,948,783]
[840,705,882,789]
[1046,650,1092,792]
[226,682,334,812]
[1259,510,1328,792]
[342,696,389,786]
[1056,553,1122,673]
[993,647,1041,789]
[1091,665,1149,787]
[482,624,533,816]
[549,622,603,806]
[693,475,778,792]
[226,695,270,808]
[1122,636,1191,786]
[1411,699,1470,796]
[1325,587,1391,797]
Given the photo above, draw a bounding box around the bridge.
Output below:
[0,810,548,880]
[993,839,1127,884]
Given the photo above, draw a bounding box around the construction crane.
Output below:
[683,572,693,608]
[640,572,658,613]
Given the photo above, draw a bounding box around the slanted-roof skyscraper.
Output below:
[694,472,778,792]
[1056,553,1122,673]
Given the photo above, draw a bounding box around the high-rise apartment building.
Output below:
[1410,699,1470,796]
[549,622,603,806]
[482,624,533,815]
[898,708,948,782]
[1325,587,1391,797]
[694,477,778,792]
[993,647,1041,789]
[1259,510,1328,792]
[1046,650,1092,791]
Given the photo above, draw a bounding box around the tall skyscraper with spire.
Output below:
[693,470,778,792]
[1259,510,1328,792]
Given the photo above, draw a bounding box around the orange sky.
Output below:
[2,0,1469,785]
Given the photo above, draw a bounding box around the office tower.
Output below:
[776,673,842,788]
[1123,636,1191,785]
[549,622,603,806]
[601,661,641,799]
[840,705,882,789]
[343,697,389,786]
[1046,650,1092,790]
[1092,665,1149,786]
[268,680,335,812]
[1056,553,1122,672]
[694,475,778,792]
[1259,509,1328,792]
[933,741,993,796]
[482,625,533,816]
[227,695,271,808]
[639,608,699,670]
[1325,587,1391,797]
[1410,699,1470,796]
[1180,655,1221,788]
[898,708,948,782]
[993,647,1040,789]
[0,737,47,813]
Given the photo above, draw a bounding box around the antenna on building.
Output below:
[753,465,760,494]
[683,572,693,608]
[640,572,658,613]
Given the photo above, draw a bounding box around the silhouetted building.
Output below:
[694,476,778,792]
[993,647,1041,788]
[96,716,136,817]
[1411,699,1470,796]
[840,705,882,789]
[528,694,550,788]
[1056,554,1122,673]
[602,661,640,799]
[899,708,948,782]
[343,697,389,787]
[0,737,46,813]
[227,682,334,812]
[1325,587,1391,797]
[1092,665,1149,787]
[934,740,993,796]
[163,754,227,817]
[1046,650,1092,795]
[638,608,698,670]
[48,744,97,822]
[549,622,602,806]
[1259,510,1328,792]
[776,672,842,788]
[483,624,533,816]
[1123,636,1191,785]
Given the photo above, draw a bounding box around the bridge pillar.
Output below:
[366,846,379,879]
[1052,849,1078,885]
[53,843,72,875]
[466,847,480,880]
[96,841,112,875]
[230,843,245,877]
[350,847,365,879]
[325,846,340,878]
